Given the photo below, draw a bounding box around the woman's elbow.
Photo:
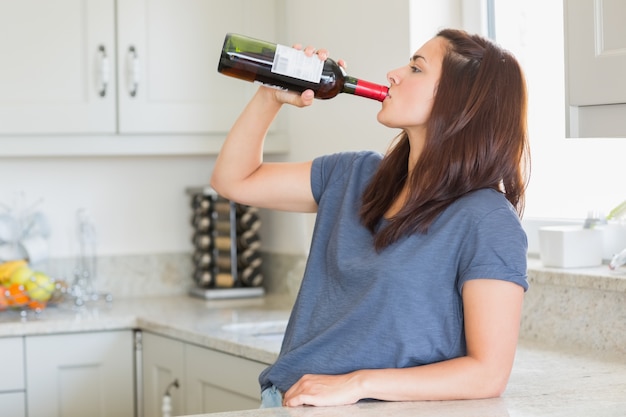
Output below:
[209,174,234,200]
[209,174,223,194]
[473,370,512,399]
[482,382,508,399]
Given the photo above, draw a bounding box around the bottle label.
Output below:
[272,44,324,83]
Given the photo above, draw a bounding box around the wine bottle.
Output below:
[218,33,388,102]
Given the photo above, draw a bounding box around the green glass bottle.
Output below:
[218,33,388,102]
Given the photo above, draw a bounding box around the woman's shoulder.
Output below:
[318,150,382,165]
[311,151,383,203]
[451,188,519,220]
[314,150,383,177]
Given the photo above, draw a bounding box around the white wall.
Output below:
[0,156,211,258]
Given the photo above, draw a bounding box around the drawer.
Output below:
[0,337,25,391]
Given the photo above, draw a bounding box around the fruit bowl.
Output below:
[0,259,66,313]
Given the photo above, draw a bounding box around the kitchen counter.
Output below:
[1,291,625,417]
[522,257,626,358]
[0,294,292,365]
[188,341,626,417]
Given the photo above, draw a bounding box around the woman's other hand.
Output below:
[282,372,363,407]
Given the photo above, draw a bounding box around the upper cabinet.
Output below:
[0,0,286,155]
[564,0,626,137]
[116,0,275,134]
[0,0,116,134]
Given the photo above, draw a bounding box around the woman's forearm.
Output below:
[210,87,283,201]
[357,355,511,402]
[210,87,317,212]
[283,356,512,407]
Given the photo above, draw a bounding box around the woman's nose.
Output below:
[387,72,398,85]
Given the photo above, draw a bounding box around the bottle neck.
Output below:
[343,76,389,102]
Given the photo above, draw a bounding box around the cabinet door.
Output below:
[0,337,26,417]
[0,337,24,391]
[116,0,277,134]
[565,0,626,137]
[25,331,135,417]
[566,0,626,106]
[0,0,116,134]
[184,344,268,413]
[142,332,185,417]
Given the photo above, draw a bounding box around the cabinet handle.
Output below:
[96,45,109,97]
[162,379,179,417]
[126,46,140,97]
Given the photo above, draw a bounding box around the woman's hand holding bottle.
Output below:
[258,45,347,108]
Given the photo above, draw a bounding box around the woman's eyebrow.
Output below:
[411,54,427,63]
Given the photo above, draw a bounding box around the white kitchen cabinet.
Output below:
[0,337,26,417]
[142,331,185,417]
[25,330,135,417]
[0,0,285,155]
[0,0,116,134]
[141,331,269,416]
[185,342,267,414]
[564,0,626,137]
[0,337,25,391]
[116,0,276,134]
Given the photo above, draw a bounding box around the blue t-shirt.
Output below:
[259,151,528,392]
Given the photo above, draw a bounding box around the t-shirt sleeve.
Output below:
[311,152,361,204]
[457,206,529,292]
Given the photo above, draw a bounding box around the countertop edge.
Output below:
[527,257,626,292]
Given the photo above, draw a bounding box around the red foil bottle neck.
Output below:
[354,79,389,102]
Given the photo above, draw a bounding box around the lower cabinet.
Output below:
[185,343,268,414]
[25,331,135,417]
[142,331,269,416]
[3,329,268,416]
[0,337,26,417]
[141,332,185,417]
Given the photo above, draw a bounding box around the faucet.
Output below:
[609,247,626,270]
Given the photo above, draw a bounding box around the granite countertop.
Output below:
[190,338,626,417]
[0,294,292,365]
[1,290,625,417]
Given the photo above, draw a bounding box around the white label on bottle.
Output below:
[272,44,324,83]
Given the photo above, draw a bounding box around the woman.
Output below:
[211,28,530,407]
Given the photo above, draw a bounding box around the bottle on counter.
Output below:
[218,33,389,102]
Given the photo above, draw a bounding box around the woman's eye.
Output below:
[410,65,422,73]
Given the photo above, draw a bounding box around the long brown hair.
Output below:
[360,28,530,251]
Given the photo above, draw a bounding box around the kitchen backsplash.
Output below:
[42,251,306,300]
